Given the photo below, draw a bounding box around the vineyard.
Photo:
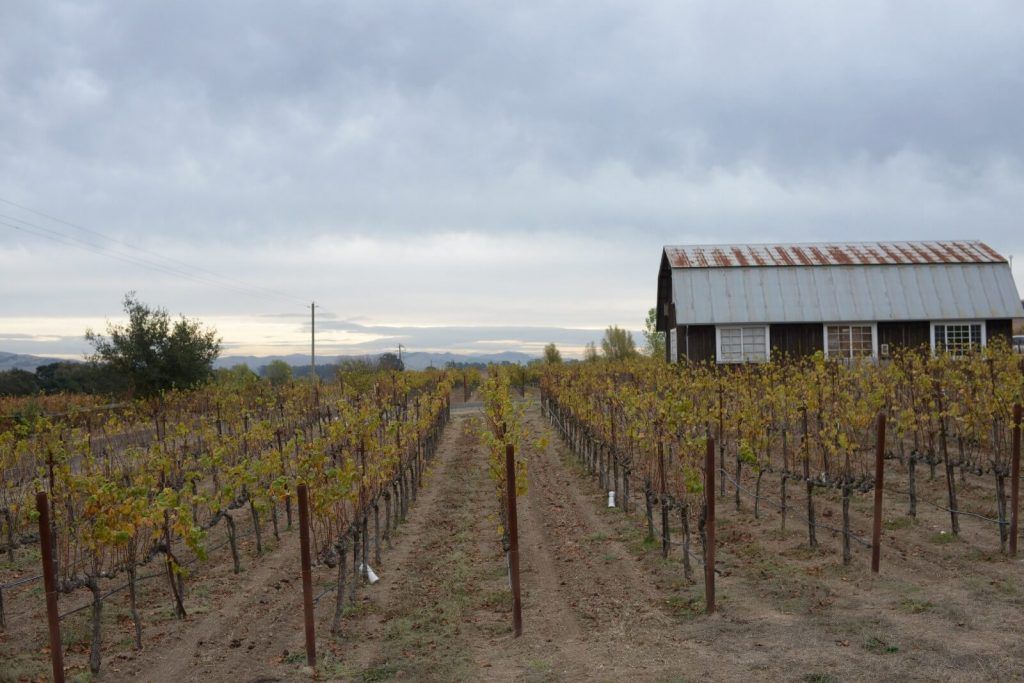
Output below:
[2,349,1023,681]
[1,370,452,679]
[541,345,1024,573]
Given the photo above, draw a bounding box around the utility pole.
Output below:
[310,301,317,381]
[397,343,404,365]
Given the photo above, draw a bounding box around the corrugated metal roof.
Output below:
[671,262,1024,325]
[664,241,1006,269]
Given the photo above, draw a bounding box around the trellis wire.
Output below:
[57,526,257,620]
[718,468,872,548]
[884,485,1005,526]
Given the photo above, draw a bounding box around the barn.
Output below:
[656,240,1024,363]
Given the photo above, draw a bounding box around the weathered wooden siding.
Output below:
[677,325,716,363]
[878,321,930,353]
[986,319,1013,344]
[768,324,823,360]
[665,303,677,363]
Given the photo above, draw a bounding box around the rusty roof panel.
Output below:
[663,241,1007,269]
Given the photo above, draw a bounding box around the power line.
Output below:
[0,196,308,304]
[0,216,286,302]
[0,212,298,303]
[0,196,308,302]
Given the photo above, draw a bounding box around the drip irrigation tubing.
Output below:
[0,573,42,590]
[313,584,335,605]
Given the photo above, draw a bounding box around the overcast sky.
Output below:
[2,1,1023,359]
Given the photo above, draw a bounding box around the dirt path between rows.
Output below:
[333,399,734,682]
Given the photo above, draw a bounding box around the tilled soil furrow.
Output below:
[341,413,500,680]
[106,529,306,682]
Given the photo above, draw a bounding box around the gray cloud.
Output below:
[1,1,1022,355]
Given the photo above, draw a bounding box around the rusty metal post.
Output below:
[505,442,523,637]
[36,491,64,683]
[297,484,316,667]
[871,412,887,573]
[1010,404,1021,557]
[705,435,716,615]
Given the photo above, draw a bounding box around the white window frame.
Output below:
[822,322,879,361]
[930,321,986,355]
[715,325,770,364]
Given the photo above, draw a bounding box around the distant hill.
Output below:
[215,350,537,372]
[399,351,536,370]
[0,351,71,372]
[4,349,537,374]
[214,353,320,371]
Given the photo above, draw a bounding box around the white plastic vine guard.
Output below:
[360,564,380,584]
[607,491,615,507]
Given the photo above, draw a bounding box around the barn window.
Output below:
[932,322,984,356]
[824,324,875,360]
[717,326,768,363]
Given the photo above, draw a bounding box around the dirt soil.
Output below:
[3,390,1024,682]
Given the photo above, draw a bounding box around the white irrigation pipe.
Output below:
[360,564,380,584]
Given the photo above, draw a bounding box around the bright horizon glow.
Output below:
[0,314,630,360]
